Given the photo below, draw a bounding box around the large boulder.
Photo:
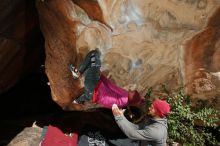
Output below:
[36,0,220,110]
[1,0,220,110]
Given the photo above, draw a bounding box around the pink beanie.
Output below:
[152,99,170,118]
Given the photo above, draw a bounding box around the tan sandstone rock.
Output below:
[34,0,220,110]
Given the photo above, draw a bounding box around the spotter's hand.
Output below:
[112,104,124,117]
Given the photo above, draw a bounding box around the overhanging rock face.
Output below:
[35,0,220,110]
[1,0,220,111]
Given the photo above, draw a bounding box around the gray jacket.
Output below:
[115,115,168,146]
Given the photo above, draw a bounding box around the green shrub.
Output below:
[144,86,220,146]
